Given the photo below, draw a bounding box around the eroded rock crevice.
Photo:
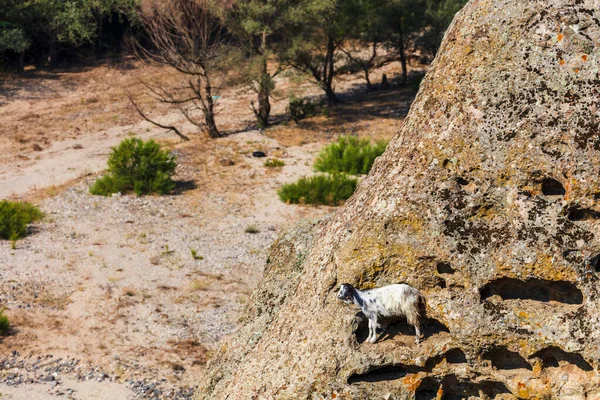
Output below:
[530,346,593,372]
[479,278,583,305]
[541,178,566,197]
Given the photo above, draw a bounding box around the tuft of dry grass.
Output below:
[34,291,73,310]
[122,286,137,297]
[167,338,212,366]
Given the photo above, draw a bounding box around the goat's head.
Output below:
[337,283,355,304]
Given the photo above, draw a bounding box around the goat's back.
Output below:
[365,284,423,319]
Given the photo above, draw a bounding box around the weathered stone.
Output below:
[199,0,600,398]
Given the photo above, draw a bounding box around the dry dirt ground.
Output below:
[0,59,417,399]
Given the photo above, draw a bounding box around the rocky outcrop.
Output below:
[199,0,600,398]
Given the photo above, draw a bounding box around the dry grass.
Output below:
[121,286,137,297]
[167,338,212,366]
[12,173,94,203]
[33,291,73,310]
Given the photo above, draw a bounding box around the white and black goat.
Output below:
[337,283,426,344]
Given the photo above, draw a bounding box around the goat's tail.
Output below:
[417,293,427,320]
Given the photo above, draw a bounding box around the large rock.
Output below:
[199,0,600,398]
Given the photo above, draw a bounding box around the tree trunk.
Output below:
[18,51,25,73]
[205,109,220,138]
[203,75,220,138]
[398,20,407,85]
[324,84,339,104]
[256,85,271,128]
[255,43,271,128]
[49,37,58,66]
[364,67,373,90]
[323,37,339,104]
[365,40,378,90]
[96,16,105,52]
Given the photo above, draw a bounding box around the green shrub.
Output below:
[90,138,177,196]
[278,174,358,206]
[0,201,43,243]
[245,225,260,234]
[288,97,318,123]
[0,309,9,336]
[264,158,285,168]
[314,136,388,175]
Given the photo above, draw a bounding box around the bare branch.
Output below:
[128,0,231,138]
[127,93,190,141]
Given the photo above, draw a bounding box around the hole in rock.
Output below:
[456,177,469,186]
[483,347,532,370]
[424,348,467,371]
[541,178,565,196]
[589,255,600,272]
[567,206,600,221]
[415,377,441,400]
[437,262,455,274]
[416,375,511,400]
[445,348,468,364]
[530,346,593,371]
[348,364,420,384]
[441,375,511,399]
[479,278,583,305]
[423,318,451,338]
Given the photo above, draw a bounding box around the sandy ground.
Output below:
[0,59,416,399]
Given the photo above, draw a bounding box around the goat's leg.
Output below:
[366,318,374,343]
[414,322,422,345]
[368,315,378,343]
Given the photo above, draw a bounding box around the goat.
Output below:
[337,283,426,344]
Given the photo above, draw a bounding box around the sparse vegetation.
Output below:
[288,97,319,123]
[314,136,388,175]
[0,308,9,336]
[90,138,177,196]
[264,159,285,168]
[191,249,204,260]
[278,174,357,206]
[245,225,260,234]
[0,200,43,244]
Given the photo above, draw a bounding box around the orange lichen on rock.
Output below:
[403,374,422,392]
[436,386,444,399]
[517,382,529,398]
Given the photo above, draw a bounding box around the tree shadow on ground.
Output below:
[172,180,198,195]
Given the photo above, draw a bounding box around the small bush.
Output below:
[0,309,9,336]
[264,158,285,168]
[314,136,388,175]
[278,174,358,206]
[0,201,43,243]
[288,97,318,123]
[245,225,260,234]
[90,138,177,196]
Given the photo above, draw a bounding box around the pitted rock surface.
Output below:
[199,0,600,398]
